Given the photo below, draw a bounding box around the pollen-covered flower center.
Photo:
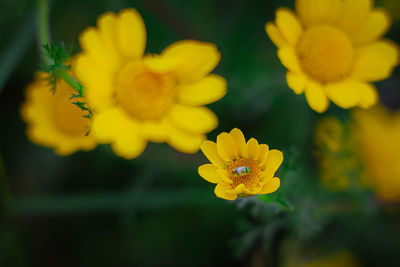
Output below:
[53,87,89,136]
[297,26,353,83]
[228,158,262,190]
[114,61,177,121]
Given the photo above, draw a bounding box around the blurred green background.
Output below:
[1,0,400,266]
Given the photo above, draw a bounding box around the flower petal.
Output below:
[229,128,248,158]
[216,132,238,162]
[167,125,205,153]
[141,119,170,143]
[275,8,302,45]
[278,47,301,73]
[262,150,283,181]
[305,81,329,113]
[74,54,114,111]
[97,12,121,62]
[247,138,260,160]
[258,144,269,166]
[111,134,147,160]
[351,41,399,82]
[287,71,307,95]
[259,177,281,194]
[325,80,378,109]
[216,169,233,184]
[296,0,341,26]
[177,74,227,106]
[117,8,146,59]
[352,10,391,45]
[200,141,226,168]
[169,104,218,134]
[335,0,372,34]
[198,164,221,184]
[214,183,237,200]
[265,22,288,47]
[156,40,221,83]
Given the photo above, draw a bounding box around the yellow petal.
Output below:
[325,80,378,109]
[335,0,372,34]
[215,183,237,200]
[352,10,391,45]
[278,47,301,73]
[265,22,288,47]
[275,8,302,45]
[296,0,341,26]
[158,40,220,83]
[287,71,307,95]
[259,178,281,194]
[79,27,120,72]
[167,125,205,153]
[73,54,114,111]
[177,74,227,106]
[92,107,138,143]
[247,138,260,160]
[141,119,170,143]
[305,81,329,113]
[117,8,146,59]
[351,41,399,82]
[198,164,221,184]
[169,104,218,134]
[216,169,233,184]
[217,132,239,162]
[111,134,147,160]
[229,128,248,158]
[97,12,120,63]
[200,141,226,168]
[258,144,269,166]
[262,150,283,180]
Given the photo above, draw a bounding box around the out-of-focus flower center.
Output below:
[53,85,89,136]
[114,61,177,121]
[296,26,353,83]
[228,157,262,190]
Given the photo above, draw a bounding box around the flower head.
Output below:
[74,9,226,159]
[21,73,97,155]
[198,128,283,200]
[266,0,399,113]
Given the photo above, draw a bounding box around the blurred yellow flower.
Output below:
[293,251,360,267]
[266,0,399,113]
[21,73,97,155]
[353,106,400,202]
[74,9,226,159]
[198,128,282,200]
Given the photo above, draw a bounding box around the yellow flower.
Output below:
[21,73,97,155]
[353,106,400,202]
[74,9,226,159]
[198,128,283,200]
[266,0,399,113]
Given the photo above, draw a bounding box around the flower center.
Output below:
[53,85,89,136]
[114,61,177,121]
[296,26,353,83]
[228,158,262,190]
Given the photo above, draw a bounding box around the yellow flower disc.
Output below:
[297,26,353,83]
[228,158,262,190]
[114,61,177,121]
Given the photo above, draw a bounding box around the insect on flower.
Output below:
[232,166,251,176]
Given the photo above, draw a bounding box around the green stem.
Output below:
[54,68,84,95]
[37,0,51,64]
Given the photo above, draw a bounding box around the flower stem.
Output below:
[54,68,84,95]
[37,0,52,65]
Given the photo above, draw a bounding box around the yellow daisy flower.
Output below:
[353,106,400,202]
[266,0,399,113]
[74,9,226,159]
[198,128,283,200]
[21,73,97,155]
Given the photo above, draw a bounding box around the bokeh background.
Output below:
[1,0,400,266]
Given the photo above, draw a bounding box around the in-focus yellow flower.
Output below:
[266,0,399,113]
[198,128,283,200]
[21,73,97,155]
[353,106,400,202]
[74,9,226,159]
